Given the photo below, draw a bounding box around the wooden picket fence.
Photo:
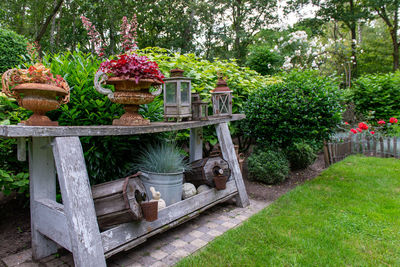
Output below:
[323,135,400,167]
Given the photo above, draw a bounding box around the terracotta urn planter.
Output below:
[1,69,70,126]
[94,72,162,126]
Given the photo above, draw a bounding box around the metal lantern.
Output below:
[191,93,208,120]
[211,78,232,116]
[163,69,192,121]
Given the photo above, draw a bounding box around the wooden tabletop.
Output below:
[0,114,245,137]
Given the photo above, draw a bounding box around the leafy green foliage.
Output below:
[0,96,30,196]
[243,70,343,149]
[285,142,317,170]
[0,28,28,73]
[351,71,400,120]
[246,46,284,75]
[133,143,190,173]
[247,147,289,184]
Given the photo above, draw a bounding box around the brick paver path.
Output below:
[1,199,270,267]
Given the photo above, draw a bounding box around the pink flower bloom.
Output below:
[350,129,357,134]
[370,131,375,135]
[345,122,349,125]
[378,120,385,125]
[389,117,398,124]
[357,128,362,133]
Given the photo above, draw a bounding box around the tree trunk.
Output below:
[50,0,57,53]
[35,0,64,43]
[349,0,357,77]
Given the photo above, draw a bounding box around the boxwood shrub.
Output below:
[247,147,289,184]
[0,28,28,73]
[351,72,400,120]
[243,70,343,149]
[285,142,317,170]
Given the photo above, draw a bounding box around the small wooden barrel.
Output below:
[185,156,231,187]
[91,175,147,229]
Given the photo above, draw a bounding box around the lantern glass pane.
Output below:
[201,106,206,117]
[181,82,190,104]
[165,82,177,104]
[219,94,228,114]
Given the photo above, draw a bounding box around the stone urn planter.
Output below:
[1,68,70,126]
[94,72,162,126]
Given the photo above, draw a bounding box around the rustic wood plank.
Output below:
[104,192,236,258]
[372,137,377,157]
[380,137,384,157]
[387,138,391,157]
[0,114,245,137]
[215,122,250,208]
[29,137,58,260]
[394,137,397,158]
[34,199,71,251]
[190,127,203,162]
[323,141,330,167]
[101,180,238,253]
[366,135,371,155]
[52,137,106,267]
[328,143,334,164]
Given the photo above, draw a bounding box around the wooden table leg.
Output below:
[216,122,250,208]
[29,137,58,260]
[190,127,203,162]
[52,137,106,267]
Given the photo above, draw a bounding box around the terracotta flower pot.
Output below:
[213,175,228,190]
[94,72,162,126]
[140,201,158,222]
[2,69,70,126]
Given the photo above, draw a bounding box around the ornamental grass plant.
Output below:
[133,143,190,174]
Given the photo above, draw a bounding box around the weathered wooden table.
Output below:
[0,114,249,267]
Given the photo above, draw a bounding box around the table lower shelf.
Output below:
[34,180,238,258]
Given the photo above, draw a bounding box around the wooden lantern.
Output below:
[191,93,208,121]
[211,78,232,117]
[163,69,192,121]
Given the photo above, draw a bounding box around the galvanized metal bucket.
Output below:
[139,170,184,206]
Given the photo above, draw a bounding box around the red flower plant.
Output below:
[358,122,368,130]
[370,131,375,135]
[350,128,357,134]
[389,117,398,124]
[357,128,362,133]
[99,54,164,84]
[378,120,385,125]
[345,122,349,125]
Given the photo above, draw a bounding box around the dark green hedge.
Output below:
[0,28,28,73]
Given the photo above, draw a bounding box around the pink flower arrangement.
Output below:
[389,117,398,124]
[378,120,385,125]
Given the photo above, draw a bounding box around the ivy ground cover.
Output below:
[177,156,400,266]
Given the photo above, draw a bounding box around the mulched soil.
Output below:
[0,153,326,260]
[242,153,326,202]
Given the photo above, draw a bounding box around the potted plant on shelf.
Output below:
[83,15,165,126]
[1,63,70,126]
[94,54,164,126]
[134,143,190,206]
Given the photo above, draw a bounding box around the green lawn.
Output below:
[177,156,400,266]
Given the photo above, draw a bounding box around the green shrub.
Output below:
[351,72,400,120]
[285,142,317,170]
[243,70,343,149]
[247,147,289,184]
[246,46,284,75]
[0,96,30,196]
[0,28,28,73]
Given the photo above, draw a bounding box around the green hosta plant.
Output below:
[133,143,190,174]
